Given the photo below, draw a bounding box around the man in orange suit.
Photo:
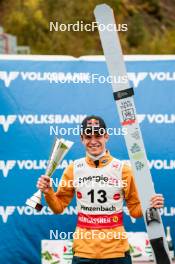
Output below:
[37,115,164,264]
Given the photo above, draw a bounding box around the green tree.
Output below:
[127,13,146,48]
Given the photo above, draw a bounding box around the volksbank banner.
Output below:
[0,55,175,263]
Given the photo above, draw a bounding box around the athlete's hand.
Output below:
[37,175,52,194]
[150,194,164,208]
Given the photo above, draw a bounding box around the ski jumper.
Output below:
[44,151,142,259]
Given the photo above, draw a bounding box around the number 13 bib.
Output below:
[73,158,124,229]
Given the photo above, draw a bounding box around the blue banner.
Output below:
[0,55,175,263]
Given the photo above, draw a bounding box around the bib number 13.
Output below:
[87,189,107,203]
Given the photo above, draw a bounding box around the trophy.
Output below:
[26,137,74,211]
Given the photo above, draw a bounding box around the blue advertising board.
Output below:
[0,55,175,263]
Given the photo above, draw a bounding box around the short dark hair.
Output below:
[81,115,107,135]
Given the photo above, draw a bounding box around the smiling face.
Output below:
[81,133,109,156]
